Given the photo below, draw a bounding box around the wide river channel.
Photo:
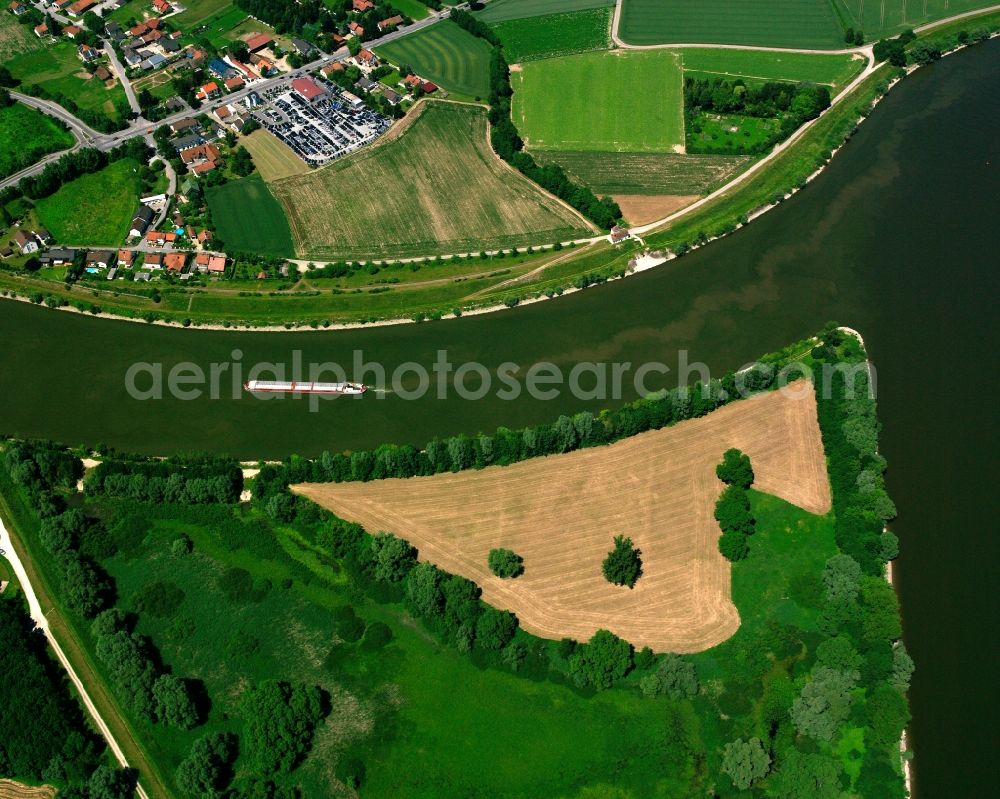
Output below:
[2,40,998,796]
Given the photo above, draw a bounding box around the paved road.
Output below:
[104,38,144,118]
[0,518,152,799]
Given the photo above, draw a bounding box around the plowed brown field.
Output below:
[295,382,831,652]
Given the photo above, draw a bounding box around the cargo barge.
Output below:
[244,380,367,395]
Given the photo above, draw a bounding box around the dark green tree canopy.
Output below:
[716,448,754,488]
[240,681,327,775]
[488,548,524,578]
[601,535,643,588]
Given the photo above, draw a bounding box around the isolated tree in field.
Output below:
[240,681,326,775]
[488,548,524,578]
[175,732,237,799]
[716,448,754,488]
[722,737,771,790]
[602,535,642,588]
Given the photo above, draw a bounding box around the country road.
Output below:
[0,516,153,799]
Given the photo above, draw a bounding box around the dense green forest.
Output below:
[0,327,910,797]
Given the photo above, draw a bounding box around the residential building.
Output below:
[94,66,111,81]
[224,76,244,91]
[421,80,438,93]
[170,117,198,134]
[12,230,38,254]
[144,252,163,269]
[9,3,27,16]
[382,88,401,105]
[353,0,373,10]
[164,252,187,273]
[85,250,114,269]
[378,15,403,32]
[208,57,236,79]
[34,23,48,38]
[33,228,52,245]
[63,25,82,39]
[348,21,364,37]
[122,48,142,67]
[117,249,135,267]
[355,76,376,93]
[197,81,221,100]
[161,37,180,53]
[78,43,100,61]
[609,225,631,244]
[321,62,344,78]
[195,252,226,274]
[141,53,167,71]
[291,38,314,56]
[245,33,272,53]
[67,0,95,16]
[39,249,75,265]
[152,0,170,13]
[130,206,154,238]
[356,49,377,67]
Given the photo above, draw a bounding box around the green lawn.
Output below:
[0,102,74,181]
[6,42,126,121]
[513,49,685,152]
[206,174,296,258]
[681,48,867,90]
[687,112,783,155]
[106,0,148,25]
[475,0,613,23]
[618,0,847,49]
[490,5,612,63]
[35,159,142,246]
[374,20,492,99]
[0,11,44,62]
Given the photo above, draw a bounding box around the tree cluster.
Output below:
[873,29,916,66]
[84,455,243,505]
[714,456,756,561]
[14,138,151,202]
[239,681,327,775]
[176,732,238,799]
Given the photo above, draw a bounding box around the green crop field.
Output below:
[476,0,613,23]
[271,102,592,260]
[490,6,612,62]
[392,0,430,20]
[512,50,685,153]
[537,150,757,195]
[35,159,141,246]
[6,43,126,122]
[206,174,295,258]
[619,0,847,49]
[374,20,492,99]
[0,103,74,181]
[838,0,992,39]
[169,0,235,32]
[681,48,867,89]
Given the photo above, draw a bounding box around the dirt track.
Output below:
[296,382,831,652]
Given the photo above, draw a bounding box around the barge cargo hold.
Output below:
[244,380,367,395]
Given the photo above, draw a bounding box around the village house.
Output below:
[321,62,344,78]
[354,76,377,93]
[130,206,154,238]
[197,81,221,100]
[117,249,135,267]
[104,20,123,41]
[33,228,52,245]
[609,225,632,244]
[382,87,401,105]
[34,22,49,38]
[355,48,378,68]
[378,15,403,32]
[143,252,163,269]
[78,43,99,62]
[224,75,244,92]
[152,0,171,14]
[85,250,113,269]
[352,0,373,11]
[245,33,272,53]
[9,3,27,16]
[197,230,212,246]
[401,73,422,90]
[421,80,438,94]
[67,0,95,17]
[181,143,221,174]
[63,25,82,39]
[194,252,227,275]
[348,21,364,37]
[290,38,314,57]
[39,249,75,266]
[249,53,276,77]
[122,48,142,67]
[164,252,187,273]
[12,230,38,254]
[140,53,167,71]
[94,66,111,82]
[170,117,199,135]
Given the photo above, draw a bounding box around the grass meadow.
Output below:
[475,0,613,23]
[0,12,44,62]
[374,20,492,99]
[6,43,126,122]
[537,150,756,195]
[390,0,430,20]
[490,5,612,63]
[688,113,784,154]
[167,0,236,33]
[512,50,685,152]
[206,174,296,258]
[618,0,847,49]
[0,103,74,181]
[35,159,142,246]
[681,48,866,90]
[271,102,592,261]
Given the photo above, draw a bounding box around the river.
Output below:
[2,40,998,796]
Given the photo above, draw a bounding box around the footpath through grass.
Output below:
[374,20,493,99]
[35,159,142,247]
[513,49,685,152]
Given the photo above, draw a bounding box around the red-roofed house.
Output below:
[197,81,220,100]
[356,48,377,67]
[117,249,135,267]
[77,43,99,61]
[180,143,220,166]
[33,22,48,38]
[63,25,81,39]
[353,0,373,10]
[195,253,227,274]
[152,0,171,13]
[291,76,327,102]
[421,81,438,93]
[401,74,421,90]
[192,161,216,175]
[67,0,95,17]
[144,252,163,269]
[9,3,27,16]
[609,225,631,244]
[245,33,272,52]
[378,15,403,32]
[224,76,244,91]
[129,22,149,36]
[321,63,344,78]
[164,252,187,273]
[348,21,364,36]
[197,230,212,245]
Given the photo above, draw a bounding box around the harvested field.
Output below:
[613,194,698,225]
[242,130,310,182]
[296,382,831,652]
[271,102,594,261]
[0,780,55,799]
[536,150,755,195]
